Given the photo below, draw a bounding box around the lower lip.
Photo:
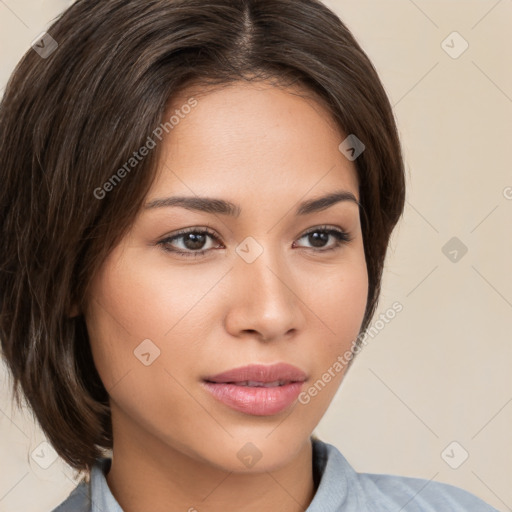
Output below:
[202,381,304,416]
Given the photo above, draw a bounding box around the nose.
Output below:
[223,247,306,342]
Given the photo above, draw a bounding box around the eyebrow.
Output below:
[144,189,360,217]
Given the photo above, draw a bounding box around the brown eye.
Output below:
[294,226,352,252]
[158,228,221,258]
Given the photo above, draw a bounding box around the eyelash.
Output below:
[157,225,353,259]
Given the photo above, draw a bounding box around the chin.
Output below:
[186,429,311,474]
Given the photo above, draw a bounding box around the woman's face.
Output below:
[84,81,368,472]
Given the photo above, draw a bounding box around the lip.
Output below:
[202,363,308,416]
[204,363,308,384]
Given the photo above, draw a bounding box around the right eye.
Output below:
[157,227,223,258]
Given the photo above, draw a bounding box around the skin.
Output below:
[83,80,368,512]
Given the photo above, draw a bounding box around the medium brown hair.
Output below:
[0,0,405,472]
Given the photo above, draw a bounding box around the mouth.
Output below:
[204,362,308,384]
[202,363,307,416]
[204,380,292,387]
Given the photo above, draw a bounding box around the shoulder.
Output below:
[358,471,500,511]
[312,438,499,512]
[50,480,90,512]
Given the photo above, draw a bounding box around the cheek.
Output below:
[83,259,211,439]
[84,249,221,389]
[88,250,210,339]
[311,253,368,340]
[302,251,368,379]
[294,259,368,416]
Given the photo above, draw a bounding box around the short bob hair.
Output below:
[0,0,405,473]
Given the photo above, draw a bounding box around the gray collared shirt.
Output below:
[52,437,499,511]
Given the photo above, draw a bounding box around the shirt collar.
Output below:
[90,456,124,512]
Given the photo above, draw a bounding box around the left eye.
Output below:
[158,225,353,258]
[295,226,352,250]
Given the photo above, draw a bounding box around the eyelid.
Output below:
[299,224,353,242]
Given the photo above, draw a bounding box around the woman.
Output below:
[0,0,499,510]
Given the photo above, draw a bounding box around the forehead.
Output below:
[150,81,359,204]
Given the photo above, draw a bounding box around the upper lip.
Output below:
[204,363,308,384]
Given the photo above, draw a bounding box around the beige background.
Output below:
[1,0,511,511]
